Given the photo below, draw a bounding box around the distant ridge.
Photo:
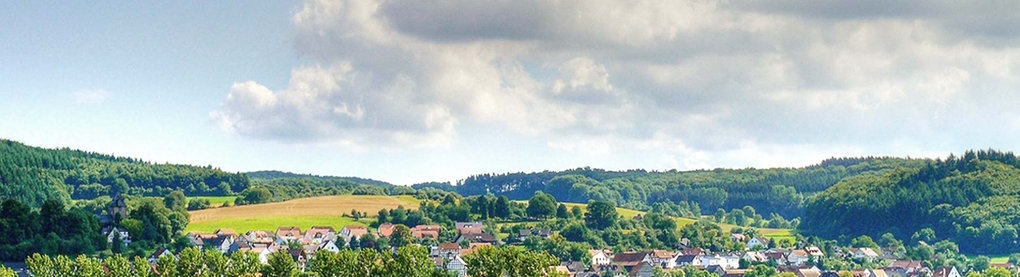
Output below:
[245,170,393,187]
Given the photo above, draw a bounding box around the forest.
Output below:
[414,157,924,219]
[803,150,1020,254]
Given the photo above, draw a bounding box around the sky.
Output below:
[2,1,1020,185]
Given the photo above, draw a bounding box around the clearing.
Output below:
[186,195,420,233]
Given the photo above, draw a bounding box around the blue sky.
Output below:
[3,1,1020,185]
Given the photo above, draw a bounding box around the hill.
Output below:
[0,139,250,207]
[416,158,925,219]
[246,170,392,187]
[803,150,1020,254]
[186,195,420,233]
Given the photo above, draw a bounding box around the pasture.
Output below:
[186,195,419,233]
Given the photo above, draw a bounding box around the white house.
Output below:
[317,240,340,253]
[105,227,131,246]
[699,254,740,269]
[650,250,677,269]
[743,251,768,263]
[747,237,770,250]
[590,249,613,267]
[147,248,174,263]
[447,255,468,277]
[787,250,810,265]
[933,266,960,277]
[339,226,370,243]
[850,248,880,262]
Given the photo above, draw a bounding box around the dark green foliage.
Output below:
[416,158,921,219]
[804,150,1020,254]
[0,199,106,261]
[585,201,618,230]
[0,139,250,207]
[526,192,557,219]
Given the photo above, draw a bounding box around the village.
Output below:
[155,219,1016,277]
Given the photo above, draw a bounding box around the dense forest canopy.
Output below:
[804,149,1020,254]
[415,158,924,219]
[0,139,250,207]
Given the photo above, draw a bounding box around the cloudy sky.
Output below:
[3,1,1019,185]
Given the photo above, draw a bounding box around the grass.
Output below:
[185,216,368,233]
[186,195,420,233]
[186,196,238,208]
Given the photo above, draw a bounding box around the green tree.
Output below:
[526,192,557,219]
[390,245,435,277]
[585,201,618,230]
[745,265,778,277]
[912,228,936,244]
[164,190,187,211]
[556,204,569,219]
[570,206,583,219]
[25,253,55,277]
[391,224,415,248]
[205,249,230,277]
[0,265,15,277]
[133,256,154,277]
[971,256,991,273]
[103,254,132,277]
[242,187,273,204]
[463,246,561,277]
[155,254,179,277]
[74,254,103,277]
[262,250,298,277]
[851,235,880,250]
[984,267,1012,277]
[226,251,261,277]
[494,196,511,219]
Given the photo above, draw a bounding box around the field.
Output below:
[186,196,238,208]
[186,195,420,233]
[560,202,646,219]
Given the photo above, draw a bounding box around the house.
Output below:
[377,223,395,237]
[590,249,613,267]
[276,226,302,243]
[148,248,174,263]
[339,226,370,243]
[455,222,484,235]
[787,250,810,265]
[435,243,461,259]
[870,269,889,277]
[447,255,468,277]
[288,249,308,271]
[215,229,237,237]
[932,266,960,277]
[747,237,770,250]
[724,269,750,277]
[304,226,336,243]
[456,233,499,245]
[246,230,275,244]
[805,247,825,258]
[411,225,442,240]
[109,194,128,221]
[731,233,746,243]
[612,252,652,273]
[705,265,727,276]
[777,266,821,277]
[204,235,235,253]
[675,254,701,267]
[850,248,880,262]
[649,250,676,269]
[743,251,767,263]
[518,228,552,241]
[562,261,588,274]
[888,260,928,276]
[104,226,131,246]
[629,262,655,277]
[699,254,741,269]
[316,240,341,253]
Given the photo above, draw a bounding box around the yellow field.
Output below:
[187,195,420,232]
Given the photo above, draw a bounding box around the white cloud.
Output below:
[72,89,110,104]
[215,0,1020,166]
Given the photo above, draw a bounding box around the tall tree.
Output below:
[585,201,618,230]
[526,192,557,219]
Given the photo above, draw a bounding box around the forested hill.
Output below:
[804,149,1020,254]
[414,157,925,219]
[246,170,392,187]
[0,139,250,207]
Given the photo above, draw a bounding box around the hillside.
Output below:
[246,170,392,187]
[0,139,250,207]
[803,150,1020,254]
[186,195,420,233]
[415,158,925,219]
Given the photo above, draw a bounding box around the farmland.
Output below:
[186,195,420,233]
